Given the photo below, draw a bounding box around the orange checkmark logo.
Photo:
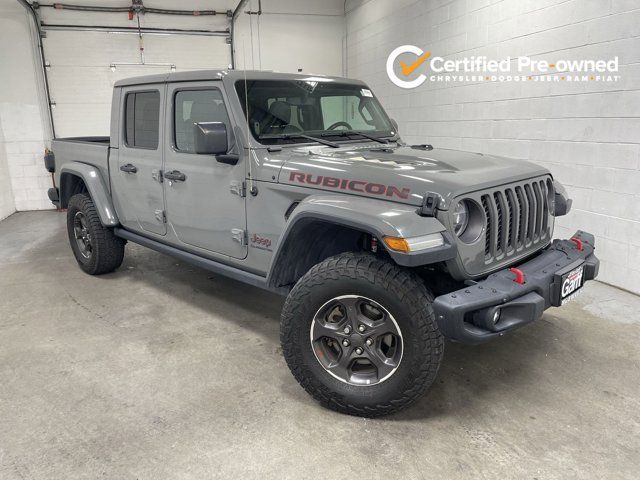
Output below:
[387,45,430,88]
[399,51,431,76]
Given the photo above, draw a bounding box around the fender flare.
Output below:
[267,194,455,286]
[59,163,119,227]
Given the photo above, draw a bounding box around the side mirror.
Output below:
[194,122,239,165]
[390,118,399,132]
[194,121,228,155]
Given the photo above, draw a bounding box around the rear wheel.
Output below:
[67,193,125,275]
[281,252,443,417]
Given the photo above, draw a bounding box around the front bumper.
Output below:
[432,230,599,344]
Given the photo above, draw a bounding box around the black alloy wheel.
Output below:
[310,295,403,386]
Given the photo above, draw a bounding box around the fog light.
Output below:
[472,307,502,331]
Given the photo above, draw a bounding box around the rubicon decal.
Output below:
[289,172,411,200]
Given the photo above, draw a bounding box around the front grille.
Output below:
[480,177,553,263]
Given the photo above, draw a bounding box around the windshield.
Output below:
[235,80,395,145]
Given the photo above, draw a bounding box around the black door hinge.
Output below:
[155,209,167,223]
[230,180,246,197]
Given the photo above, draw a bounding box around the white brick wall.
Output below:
[346,0,640,294]
[0,131,16,221]
[0,105,51,212]
[0,4,53,213]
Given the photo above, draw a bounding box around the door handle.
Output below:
[164,170,186,182]
[120,163,137,173]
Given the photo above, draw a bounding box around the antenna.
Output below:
[242,39,255,195]
[249,5,255,70]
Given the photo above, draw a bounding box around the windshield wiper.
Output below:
[259,133,339,148]
[321,130,389,144]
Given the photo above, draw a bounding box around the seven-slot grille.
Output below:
[480,178,553,262]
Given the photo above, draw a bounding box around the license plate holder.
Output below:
[553,261,585,306]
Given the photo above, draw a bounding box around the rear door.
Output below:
[111,86,166,236]
[163,82,247,259]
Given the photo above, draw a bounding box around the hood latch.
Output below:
[418,191,440,217]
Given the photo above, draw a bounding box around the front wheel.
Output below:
[280,252,444,417]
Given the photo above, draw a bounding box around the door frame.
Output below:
[162,79,248,260]
[111,83,167,236]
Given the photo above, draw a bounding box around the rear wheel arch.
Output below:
[58,165,119,226]
[59,172,88,208]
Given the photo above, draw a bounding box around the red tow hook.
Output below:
[509,267,526,285]
[570,237,584,251]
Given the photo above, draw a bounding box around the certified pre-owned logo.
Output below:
[386,45,431,89]
[386,45,619,88]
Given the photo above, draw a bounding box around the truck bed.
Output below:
[51,137,111,183]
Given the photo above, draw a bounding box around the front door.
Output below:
[112,86,166,235]
[163,82,247,259]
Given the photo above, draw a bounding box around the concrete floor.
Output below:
[1,211,639,480]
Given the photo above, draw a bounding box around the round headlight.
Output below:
[453,201,469,236]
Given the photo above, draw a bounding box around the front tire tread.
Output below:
[281,252,443,417]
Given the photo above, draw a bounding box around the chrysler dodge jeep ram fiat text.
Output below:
[44,70,599,417]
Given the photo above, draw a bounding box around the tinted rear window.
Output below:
[125,91,160,149]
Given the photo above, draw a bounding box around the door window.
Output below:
[124,91,160,149]
[174,89,230,153]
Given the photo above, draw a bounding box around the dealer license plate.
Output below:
[560,264,585,305]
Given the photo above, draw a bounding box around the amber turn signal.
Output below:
[382,233,444,253]
[383,236,411,253]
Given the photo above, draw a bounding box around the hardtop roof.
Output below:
[113,69,367,87]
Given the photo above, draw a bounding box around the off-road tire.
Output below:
[281,252,444,417]
[67,193,125,275]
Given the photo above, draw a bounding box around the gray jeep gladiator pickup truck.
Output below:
[44,70,599,417]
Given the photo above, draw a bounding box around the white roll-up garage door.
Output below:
[39,4,233,137]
